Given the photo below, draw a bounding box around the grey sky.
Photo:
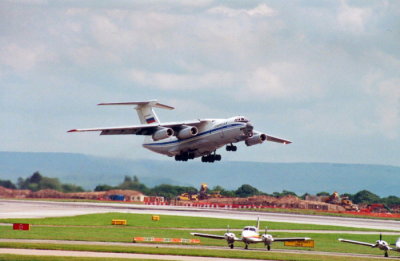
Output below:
[1,0,399,165]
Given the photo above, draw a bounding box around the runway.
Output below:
[1,199,399,231]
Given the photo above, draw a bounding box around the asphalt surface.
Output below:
[0,248,272,261]
[1,199,399,231]
[0,239,397,260]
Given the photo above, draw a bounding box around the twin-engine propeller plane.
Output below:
[190,218,311,250]
[339,234,400,258]
[68,100,291,162]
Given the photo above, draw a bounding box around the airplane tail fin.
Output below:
[98,100,174,124]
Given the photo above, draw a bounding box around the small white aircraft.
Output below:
[68,100,291,162]
[339,234,400,258]
[190,218,311,250]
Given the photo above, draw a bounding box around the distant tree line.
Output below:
[0,171,84,193]
[1,173,400,207]
[94,176,400,207]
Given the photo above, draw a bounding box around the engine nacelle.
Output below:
[152,127,174,141]
[262,234,273,244]
[396,238,400,248]
[177,126,198,139]
[245,133,267,146]
[224,232,236,243]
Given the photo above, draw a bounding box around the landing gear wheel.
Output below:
[267,245,271,251]
[226,144,237,151]
[385,251,389,257]
[215,154,222,161]
[244,244,248,250]
[229,244,234,249]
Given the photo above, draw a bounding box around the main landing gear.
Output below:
[201,154,221,163]
[174,152,195,161]
[226,144,237,151]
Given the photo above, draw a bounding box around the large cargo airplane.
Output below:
[339,234,400,258]
[68,100,291,162]
[191,218,311,250]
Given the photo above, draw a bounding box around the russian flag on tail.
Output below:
[146,117,156,124]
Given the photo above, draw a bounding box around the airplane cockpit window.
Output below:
[249,227,256,232]
[234,117,248,123]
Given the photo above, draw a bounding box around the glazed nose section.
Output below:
[244,123,254,136]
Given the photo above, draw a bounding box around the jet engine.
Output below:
[245,133,267,146]
[152,127,174,141]
[177,126,198,139]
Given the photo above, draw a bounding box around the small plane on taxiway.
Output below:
[190,218,311,250]
[68,100,291,162]
[339,234,400,258]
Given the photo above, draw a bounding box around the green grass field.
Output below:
[0,213,399,260]
[0,253,159,261]
[0,212,390,231]
[0,242,390,261]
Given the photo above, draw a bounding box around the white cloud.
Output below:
[337,1,371,33]
[367,78,400,139]
[127,69,234,90]
[0,44,43,71]
[207,4,277,17]
[237,63,323,101]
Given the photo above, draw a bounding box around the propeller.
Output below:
[265,226,268,234]
[380,233,382,241]
[227,225,230,233]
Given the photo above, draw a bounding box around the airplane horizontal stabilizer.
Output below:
[98,100,174,110]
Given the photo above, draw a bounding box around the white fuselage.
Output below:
[241,226,261,244]
[142,117,251,158]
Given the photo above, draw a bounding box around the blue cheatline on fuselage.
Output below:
[143,123,243,147]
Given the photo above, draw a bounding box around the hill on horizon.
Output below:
[0,151,399,197]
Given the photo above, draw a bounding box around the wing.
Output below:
[68,120,206,136]
[266,134,292,144]
[338,238,376,247]
[273,237,311,242]
[190,233,226,240]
